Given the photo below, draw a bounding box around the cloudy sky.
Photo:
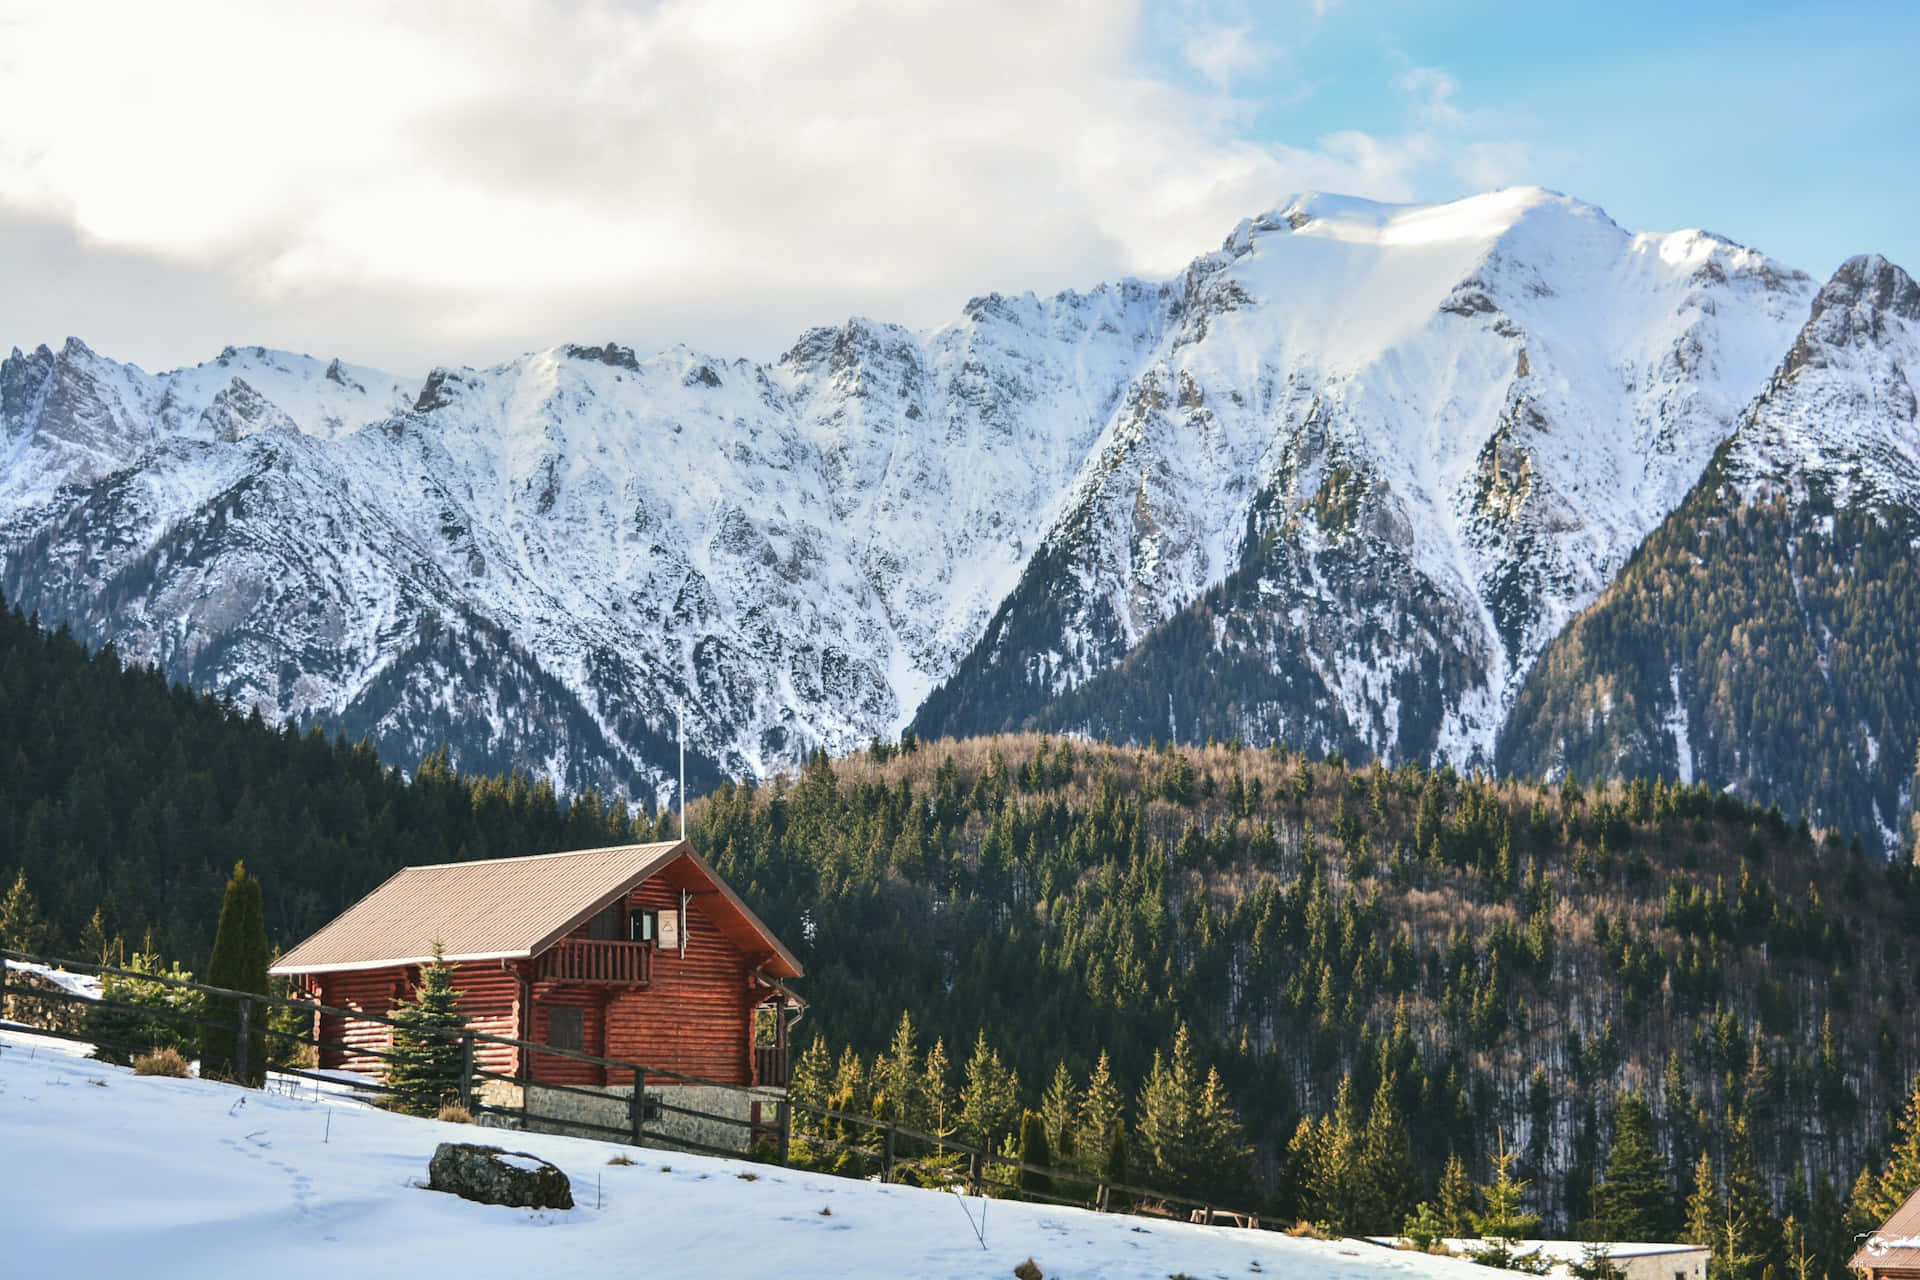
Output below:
[1,0,1914,376]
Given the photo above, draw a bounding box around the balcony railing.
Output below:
[754,1043,789,1088]
[535,938,653,986]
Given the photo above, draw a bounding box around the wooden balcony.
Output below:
[535,938,652,986]
[754,1043,789,1088]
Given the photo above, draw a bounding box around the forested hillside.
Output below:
[5,599,1920,1271]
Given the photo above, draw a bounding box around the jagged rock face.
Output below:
[7,188,1911,843]
[916,190,1815,769]
[1,283,1168,804]
[1500,254,1920,852]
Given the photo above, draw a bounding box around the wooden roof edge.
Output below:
[679,843,804,980]
[522,841,687,959]
[270,950,528,976]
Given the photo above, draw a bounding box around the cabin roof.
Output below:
[1853,1182,1920,1272]
[270,841,803,980]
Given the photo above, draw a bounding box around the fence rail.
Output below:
[0,947,1267,1228]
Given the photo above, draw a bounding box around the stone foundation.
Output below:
[520,1081,785,1155]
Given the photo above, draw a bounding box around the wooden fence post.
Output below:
[777,1098,791,1166]
[234,996,252,1086]
[459,1031,475,1111]
[882,1122,895,1183]
[630,1067,647,1144]
[0,951,9,1022]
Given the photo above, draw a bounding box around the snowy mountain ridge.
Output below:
[3,186,1896,811]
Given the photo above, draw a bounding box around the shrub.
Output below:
[133,1047,191,1077]
[435,1103,474,1124]
[87,954,203,1065]
[1013,1260,1044,1280]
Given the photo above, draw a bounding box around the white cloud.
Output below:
[1398,66,1467,129]
[1182,23,1271,90]
[0,0,1538,373]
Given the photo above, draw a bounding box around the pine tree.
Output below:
[1472,1135,1546,1272]
[386,942,469,1116]
[1017,1109,1054,1196]
[1591,1091,1674,1238]
[1196,1064,1252,1200]
[1355,1074,1419,1233]
[200,861,269,1085]
[79,907,114,965]
[870,1011,920,1126]
[957,1030,1019,1153]
[1437,1151,1477,1235]
[1104,1121,1131,1209]
[1685,1152,1721,1249]
[0,868,50,954]
[1040,1060,1079,1164]
[1723,1110,1784,1280]
[1867,1074,1920,1222]
[1078,1050,1124,1175]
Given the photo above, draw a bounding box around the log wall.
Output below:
[601,877,754,1085]
[313,961,523,1080]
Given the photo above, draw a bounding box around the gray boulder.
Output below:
[427,1142,573,1210]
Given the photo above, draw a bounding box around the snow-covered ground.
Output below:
[0,1028,1494,1280]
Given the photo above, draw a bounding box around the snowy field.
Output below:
[0,1027,1493,1280]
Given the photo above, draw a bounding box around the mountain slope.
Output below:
[1498,255,1920,850]
[1,290,1171,800]
[917,190,1815,768]
[7,188,1898,829]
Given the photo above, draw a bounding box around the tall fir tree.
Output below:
[1591,1091,1674,1238]
[1078,1051,1125,1177]
[957,1030,1020,1152]
[1436,1151,1477,1235]
[1355,1074,1420,1232]
[1722,1110,1784,1280]
[200,861,269,1085]
[386,942,470,1116]
[1040,1060,1079,1165]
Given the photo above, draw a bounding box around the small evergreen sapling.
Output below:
[386,942,470,1116]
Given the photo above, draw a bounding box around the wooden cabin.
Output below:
[270,841,804,1092]
[1854,1184,1920,1280]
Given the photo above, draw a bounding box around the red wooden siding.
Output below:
[301,852,785,1090]
[527,986,606,1085]
[601,872,755,1085]
[313,961,523,1080]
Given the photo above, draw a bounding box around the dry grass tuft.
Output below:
[132,1047,191,1077]
[435,1103,474,1124]
[1013,1259,1044,1280]
[607,1154,638,1166]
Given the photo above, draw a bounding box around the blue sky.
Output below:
[0,1,1913,373]
[1146,0,1920,280]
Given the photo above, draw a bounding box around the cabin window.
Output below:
[588,901,624,941]
[547,1005,583,1052]
[630,909,658,944]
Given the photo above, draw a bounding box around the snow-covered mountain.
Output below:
[5,186,1905,824]
[1499,253,1920,851]
[916,189,1814,763]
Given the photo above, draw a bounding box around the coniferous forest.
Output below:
[8,597,1920,1276]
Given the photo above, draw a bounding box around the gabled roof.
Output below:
[1853,1182,1920,1272]
[270,841,802,980]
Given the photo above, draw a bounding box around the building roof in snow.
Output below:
[270,841,802,980]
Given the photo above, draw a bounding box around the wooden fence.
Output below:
[0,947,1265,1228]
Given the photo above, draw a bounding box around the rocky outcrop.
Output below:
[426,1142,573,1210]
